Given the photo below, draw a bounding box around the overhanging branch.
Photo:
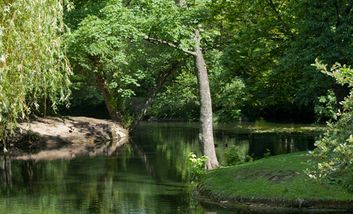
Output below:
[144,36,196,56]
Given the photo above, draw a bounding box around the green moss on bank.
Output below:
[198,152,353,209]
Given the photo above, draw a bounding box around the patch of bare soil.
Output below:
[234,169,299,183]
[4,116,128,161]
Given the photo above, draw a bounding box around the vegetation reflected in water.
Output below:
[0,123,318,213]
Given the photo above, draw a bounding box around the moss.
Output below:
[198,152,353,210]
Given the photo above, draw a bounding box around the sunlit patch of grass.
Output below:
[200,152,353,201]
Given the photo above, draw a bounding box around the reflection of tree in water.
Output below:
[20,161,35,193]
[133,125,200,182]
[0,156,12,188]
[1,124,320,213]
[132,143,158,180]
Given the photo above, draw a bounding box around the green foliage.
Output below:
[66,0,193,124]
[213,78,246,123]
[150,70,199,120]
[223,144,253,166]
[150,50,247,122]
[0,0,71,139]
[309,61,353,191]
[267,0,353,110]
[188,152,207,182]
[63,0,353,124]
[65,1,146,122]
[224,146,242,166]
[209,0,353,121]
[314,89,337,122]
[208,50,247,122]
[64,0,109,30]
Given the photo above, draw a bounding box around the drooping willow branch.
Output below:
[0,0,71,143]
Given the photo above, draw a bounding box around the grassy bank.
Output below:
[197,152,353,211]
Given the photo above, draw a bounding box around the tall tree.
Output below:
[67,0,219,168]
[175,0,218,169]
[132,0,219,169]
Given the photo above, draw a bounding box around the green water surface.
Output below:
[0,122,318,214]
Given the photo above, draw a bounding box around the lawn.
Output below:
[198,152,353,210]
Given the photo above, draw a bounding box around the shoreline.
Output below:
[195,189,353,213]
[2,116,129,161]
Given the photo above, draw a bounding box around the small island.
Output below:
[197,152,353,212]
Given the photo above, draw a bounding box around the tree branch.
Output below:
[267,0,293,37]
[144,36,196,56]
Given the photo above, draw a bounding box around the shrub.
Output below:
[188,152,208,182]
[308,60,353,191]
[224,146,253,166]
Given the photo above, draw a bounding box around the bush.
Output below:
[308,61,353,191]
[314,89,337,122]
[188,152,207,182]
[224,146,253,166]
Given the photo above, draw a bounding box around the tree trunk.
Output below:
[130,62,179,132]
[96,75,122,122]
[194,29,219,170]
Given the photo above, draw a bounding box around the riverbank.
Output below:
[197,152,353,212]
[2,116,128,160]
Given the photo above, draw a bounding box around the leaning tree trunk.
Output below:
[194,29,219,170]
[96,75,122,122]
[130,62,179,132]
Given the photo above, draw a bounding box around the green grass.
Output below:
[200,152,353,201]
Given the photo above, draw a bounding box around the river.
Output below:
[0,122,319,213]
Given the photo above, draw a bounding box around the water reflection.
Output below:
[0,123,318,213]
[0,156,12,187]
[137,123,317,167]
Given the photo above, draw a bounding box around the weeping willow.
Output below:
[0,0,71,142]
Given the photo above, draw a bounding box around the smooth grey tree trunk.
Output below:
[193,29,219,169]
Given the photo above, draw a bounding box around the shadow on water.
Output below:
[0,122,321,213]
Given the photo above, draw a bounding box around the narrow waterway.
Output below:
[0,122,318,213]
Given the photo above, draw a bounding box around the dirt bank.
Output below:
[4,116,128,161]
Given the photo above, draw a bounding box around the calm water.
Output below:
[0,122,318,214]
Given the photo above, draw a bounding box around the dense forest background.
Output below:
[59,0,353,125]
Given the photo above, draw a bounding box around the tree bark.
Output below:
[194,29,219,170]
[96,75,122,122]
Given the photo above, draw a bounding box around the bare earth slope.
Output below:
[8,117,128,161]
